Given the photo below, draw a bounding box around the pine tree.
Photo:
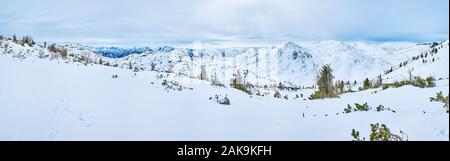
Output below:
[211,71,220,85]
[12,34,18,43]
[150,63,156,71]
[363,78,371,90]
[309,64,335,99]
[48,43,57,53]
[374,75,383,88]
[407,68,414,82]
[231,70,251,94]
[235,70,243,85]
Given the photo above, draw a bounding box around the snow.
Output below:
[384,40,449,82]
[0,38,448,141]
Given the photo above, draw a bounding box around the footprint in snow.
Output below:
[79,113,93,128]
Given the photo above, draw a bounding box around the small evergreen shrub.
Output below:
[430,92,449,113]
[232,84,252,95]
[344,104,353,113]
[412,77,427,88]
[344,103,370,113]
[369,123,406,141]
[355,103,371,111]
[274,91,281,98]
[19,36,35,47]
[425,76,436,87]
[344,103,394,113]
[351,129,363,141]
[352,123,407,141]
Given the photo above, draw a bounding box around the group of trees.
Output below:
[210,72,223,87]
[48,43,68,59]
[361,75,383,90]
[230,70,252,94]
[381,76,436,90]
[344,103,395,114]
[0,34,35,47]
[385,43,444,76]
[10,34,35,47]
[19,35,35,47]
[197,67,251,94]
[199,68,225,87]
[309,62,438,100]
[199,67,208,81]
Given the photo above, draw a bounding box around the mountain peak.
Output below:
[282,41,301,49]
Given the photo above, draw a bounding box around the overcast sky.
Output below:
[1,0,448,47]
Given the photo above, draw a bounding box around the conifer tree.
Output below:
[12,34,18,43]
[200,67,208,81]
[363,78,371,90]
[309,64,336,99]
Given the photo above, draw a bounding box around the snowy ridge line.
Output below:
[1,37,447,87]
[1,36,449,141]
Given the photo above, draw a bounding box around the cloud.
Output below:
[1,0,448,47]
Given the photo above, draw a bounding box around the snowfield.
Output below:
[0,39,448,141]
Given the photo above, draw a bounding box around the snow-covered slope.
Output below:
[0,53,448,141]
[1,38,448,140]
[1,38,434,86]
[383,40,449,82]
[82,40,432,86]
[299,41,431,82]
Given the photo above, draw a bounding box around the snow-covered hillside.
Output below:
[1,38,436,86]
[106,40,432,86]
[383,40,449,82]
[0,38,448,141]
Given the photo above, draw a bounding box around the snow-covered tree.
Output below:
[19,36,35,47]
[231,70,251,94]
[426,76,436,87]
[234,70,243,86]
[129,62,133,70]
[407,68,414,81]
[211,71,221,85]
[200,67,208,81]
